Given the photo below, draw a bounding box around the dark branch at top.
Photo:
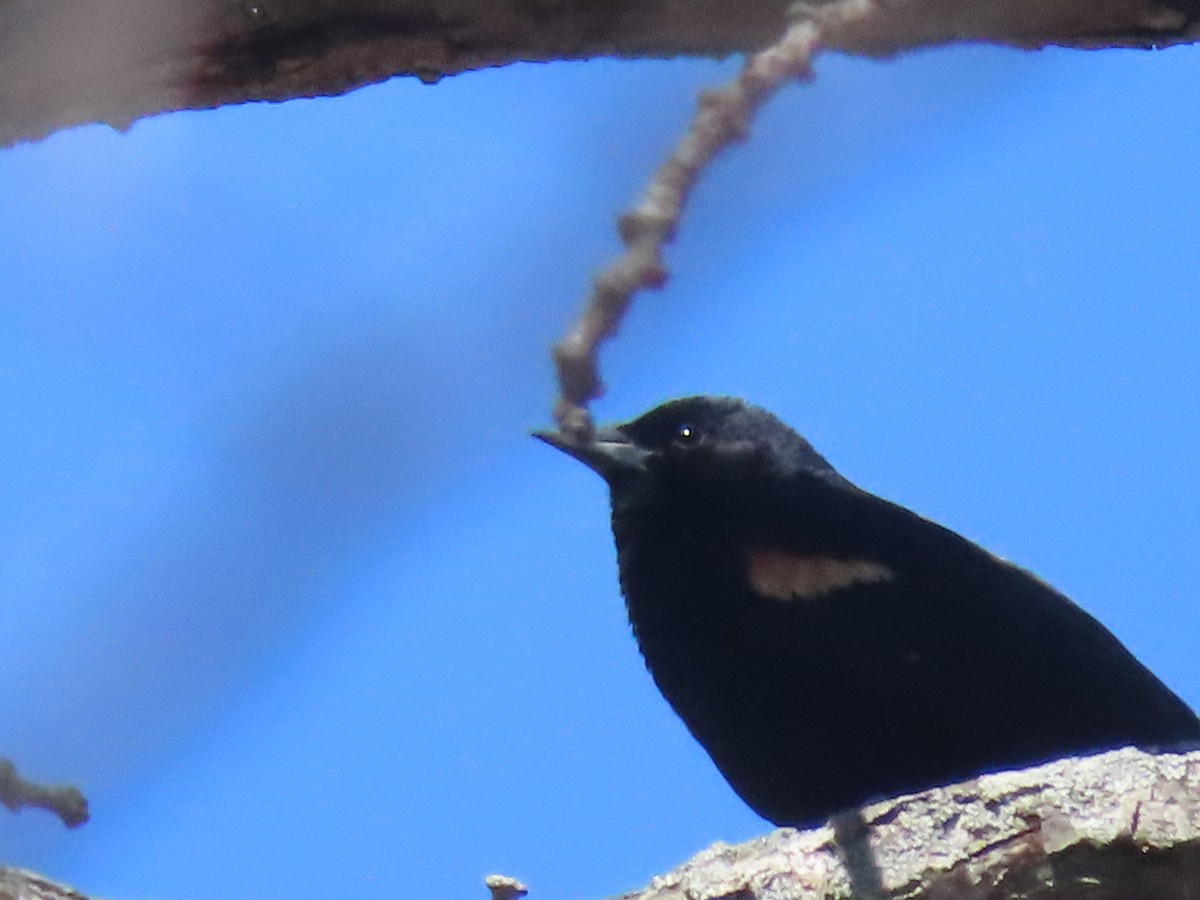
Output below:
[2,0,1200,148]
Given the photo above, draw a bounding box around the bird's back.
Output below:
[614,474,1200,826]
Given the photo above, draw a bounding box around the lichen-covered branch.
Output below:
[0,866,94,900]
[485,874,529,900]
[484,748,1200,900]
[612,747,1200,900]
[6,748,1199,898]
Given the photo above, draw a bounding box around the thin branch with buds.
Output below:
[550,0,876,438]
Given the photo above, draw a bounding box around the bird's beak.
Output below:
[533,426,650,480]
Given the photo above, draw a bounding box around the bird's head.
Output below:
[534,395,851,498]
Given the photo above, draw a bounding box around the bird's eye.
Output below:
[674,423,702,447]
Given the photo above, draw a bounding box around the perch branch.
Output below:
[609,747,1200,900]
[468,749,1200,900]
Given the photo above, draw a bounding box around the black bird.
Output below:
[536,396,1200,827]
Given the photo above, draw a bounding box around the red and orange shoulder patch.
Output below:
[746,548,893,601]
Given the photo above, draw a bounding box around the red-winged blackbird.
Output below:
[537,395,1200,827]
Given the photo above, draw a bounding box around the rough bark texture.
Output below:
[615,747,1200,900]
[0,867,92,900]
[3,0,1200,148]
[3,749,1199,898]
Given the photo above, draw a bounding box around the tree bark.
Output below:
[0,866,92,900]
[2,0,1200,148]
[612,747,1200,900]
[4,748,1199,898]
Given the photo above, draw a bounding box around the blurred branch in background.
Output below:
[0,758,89,829]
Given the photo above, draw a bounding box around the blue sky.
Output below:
[1,41,1198,899]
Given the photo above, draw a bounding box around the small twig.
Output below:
[550,0,876,438]
[0,757,90,828]
[485,873,529,900]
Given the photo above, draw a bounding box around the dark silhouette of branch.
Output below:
[0,758,90,829]
[3,0,1200,148]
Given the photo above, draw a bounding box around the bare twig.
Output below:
[0,757,90,828]
[485,873,529,900]
[549,0,876,438]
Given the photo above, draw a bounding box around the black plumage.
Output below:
[536,395,1200,827]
